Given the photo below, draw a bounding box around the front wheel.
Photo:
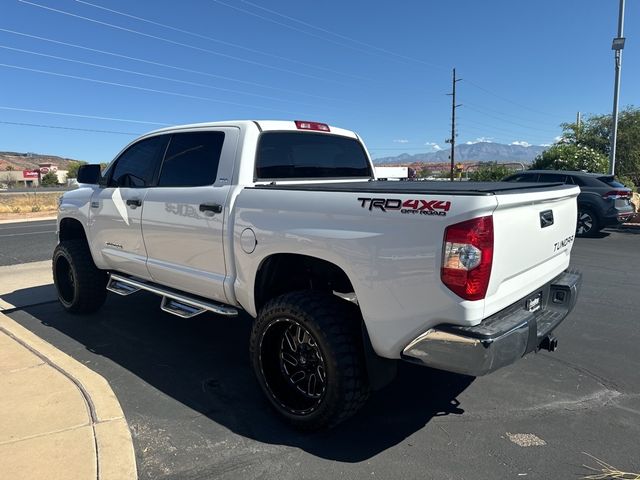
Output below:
[250,291,370,430]
[52,240,108,313]
[576,207,600,237]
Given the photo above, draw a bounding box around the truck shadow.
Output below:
[11,289,473,463]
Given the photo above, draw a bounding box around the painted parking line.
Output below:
[0,230,56,237]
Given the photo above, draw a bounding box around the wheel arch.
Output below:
[59,216,89,244]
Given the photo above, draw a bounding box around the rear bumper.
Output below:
[401,269,582,376]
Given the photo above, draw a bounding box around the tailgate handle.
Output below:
[540,210,554,228]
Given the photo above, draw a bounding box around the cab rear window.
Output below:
[256,132,373,180]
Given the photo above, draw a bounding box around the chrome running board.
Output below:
[107,273,238,318]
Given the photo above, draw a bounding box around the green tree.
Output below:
[555,106,640,185]
[531,143,608,173]
[469,163,516,181]
[40,171,59,186]
[65,161,87,179]
[5,165,14,171]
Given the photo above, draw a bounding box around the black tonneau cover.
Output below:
[251,180,572,196]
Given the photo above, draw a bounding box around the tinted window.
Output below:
[513,174,537,182]
[256,132,372,179]
[538,173,567,183]
[598,176,625,188]
[111,136,168,188]
[158,131,225,187]
[566,175,586,186]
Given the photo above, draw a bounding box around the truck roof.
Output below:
[146,120,358,139]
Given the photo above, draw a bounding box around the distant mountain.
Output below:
[373,142,547,165]
[0,151,83,171]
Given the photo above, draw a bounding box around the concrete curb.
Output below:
[0,312,138,480]
[0,215,57,224]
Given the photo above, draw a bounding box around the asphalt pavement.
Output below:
[0,220,57,266]
[3,228,640,480]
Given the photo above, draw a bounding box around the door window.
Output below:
[110,135,169,188]
[538,173,568,183]
[158,131,225,187]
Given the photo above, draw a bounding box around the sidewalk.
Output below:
[0,262,137,480]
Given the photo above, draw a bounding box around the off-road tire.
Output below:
[577,207,600,237]
[250,291,370,430]
[52,240,108,314]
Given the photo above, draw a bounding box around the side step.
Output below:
[107,273,238,318]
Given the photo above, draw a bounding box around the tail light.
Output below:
[295,120,330,132]
[602,190,630,200]
[441,216,494,301]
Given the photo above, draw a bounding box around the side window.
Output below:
[110,136,169,188]
[513,174,537,182]
[158,131,225,187]
[539,173,567,183]
[570,176,585,186]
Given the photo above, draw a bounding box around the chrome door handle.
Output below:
[126,199,142,207]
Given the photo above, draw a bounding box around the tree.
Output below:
[531,144,608,173]
[469,163,516,182]
[65,161,87,179]
[5,165,14,171]
[556,106,640,185]
[40,171,59,186]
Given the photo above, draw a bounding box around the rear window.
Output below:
[255,132,372,180]
[598,176,625,188]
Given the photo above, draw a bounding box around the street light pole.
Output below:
[609,0,626,176]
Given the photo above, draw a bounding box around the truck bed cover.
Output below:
[252,180,571,196]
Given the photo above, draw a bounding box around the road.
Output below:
[4,229,640,479]
[0,219,56,266]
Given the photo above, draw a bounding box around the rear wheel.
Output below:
[576,207,600,237]
[52,240,108,313]
[250,291,370,430]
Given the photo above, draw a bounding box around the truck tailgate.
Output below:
[484,186,580,317]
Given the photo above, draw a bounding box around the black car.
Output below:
[503,170,634,237]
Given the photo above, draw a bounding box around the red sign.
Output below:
[23,170,39,179]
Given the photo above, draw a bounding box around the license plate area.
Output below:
[526,292,542,313]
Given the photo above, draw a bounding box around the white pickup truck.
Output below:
[54,120,582,430]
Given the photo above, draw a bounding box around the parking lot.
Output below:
[2,220,639,480]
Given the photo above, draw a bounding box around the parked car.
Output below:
[54,121,582,429]
[503,170,634,237]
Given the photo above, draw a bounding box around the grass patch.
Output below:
[0,192,62,214]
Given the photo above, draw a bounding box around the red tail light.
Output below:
[294,120,330,132]
[602,190,630,199]
[441,216,494,301]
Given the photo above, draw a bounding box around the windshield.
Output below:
[255,132,373,180]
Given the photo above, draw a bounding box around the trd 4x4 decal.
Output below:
[358,198,451,216]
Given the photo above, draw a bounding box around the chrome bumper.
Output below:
[401,270,582,376]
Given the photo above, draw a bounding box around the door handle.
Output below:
[126,199,142,207]
[199,203,223,214]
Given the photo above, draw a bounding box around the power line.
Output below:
[73,0,365,81]
[0,28,347,102]
[18,0,357,86]
[463,100,564,129]
[237,0,447,70]
[0,44,322,108]
[463,79,560,118]
[0,106,170,126]
[0,120,140,135]
[0,62,304,115]
[462,104,560,134]
[214,0,557,118]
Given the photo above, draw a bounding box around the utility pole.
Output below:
[576,111,581,143]
[446,68,462,181]
[609,0,626,175]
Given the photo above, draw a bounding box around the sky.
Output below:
[0,0,638,163]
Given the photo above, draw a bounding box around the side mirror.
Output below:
[76,164,101,185]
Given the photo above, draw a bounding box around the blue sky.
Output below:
[1,0,638,162]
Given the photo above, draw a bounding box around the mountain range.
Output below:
[373,142,548,165]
